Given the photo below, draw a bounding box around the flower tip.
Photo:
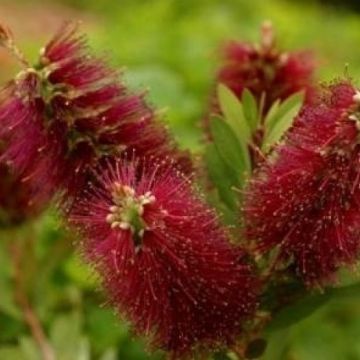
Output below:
[261,20,275,49]
[0,23,13,44]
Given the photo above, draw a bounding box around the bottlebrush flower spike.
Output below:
[0,71,49,225]
[0,22,191,205]
[244,80,360,287]
[204,22,315,134]
[69,156,258,357]
[218,21,314,113]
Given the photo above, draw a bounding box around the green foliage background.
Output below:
[1,0,360,359]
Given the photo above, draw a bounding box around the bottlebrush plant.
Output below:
[1,20,360,360]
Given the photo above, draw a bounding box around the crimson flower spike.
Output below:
[0,22,192,207]
[219,21,314,115]
[0,71,49,225]
[203,21,315,135]
[244,80,360,287]
[69,156,258,357]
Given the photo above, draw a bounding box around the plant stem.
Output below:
[10,237,55,360]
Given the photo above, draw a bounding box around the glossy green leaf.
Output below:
[264,99,281,126]
[265,91,304,131]
[326,282,360,299]
[210,117,250,177]
[204,144,238,212]
[267,282,360,333]
[266,293,329,332]
[289,320,345,360]
[263,91,304,151]
[242,88,258,131]
[261,329,290,360]
[217,84,251,168]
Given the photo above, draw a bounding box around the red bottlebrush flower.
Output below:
[219,22,314,113]
[203,22,315,135]
[244,80,360,286]
[0,70,43,171]
[0,22,191,206]
[0,71,50,224]
[69,157,258,357]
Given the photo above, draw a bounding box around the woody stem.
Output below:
[10,235,55,360]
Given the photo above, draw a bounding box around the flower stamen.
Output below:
[106,184,155,246]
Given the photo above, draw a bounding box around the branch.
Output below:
[11,239,56,360]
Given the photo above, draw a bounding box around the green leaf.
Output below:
[262,91,304,151]
[267,282,360,333]
[205,144,238,212]
[289,321,345,360]
[265,92,304,131]
[266,293,329,332]
[210,117,250,178]
[326,282,360,299]
[217,84,251,169]
[242,89,258,131]
[264,99,281,126]
[261,329,290,360]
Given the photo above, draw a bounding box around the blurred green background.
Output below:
[1,0,360,359]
